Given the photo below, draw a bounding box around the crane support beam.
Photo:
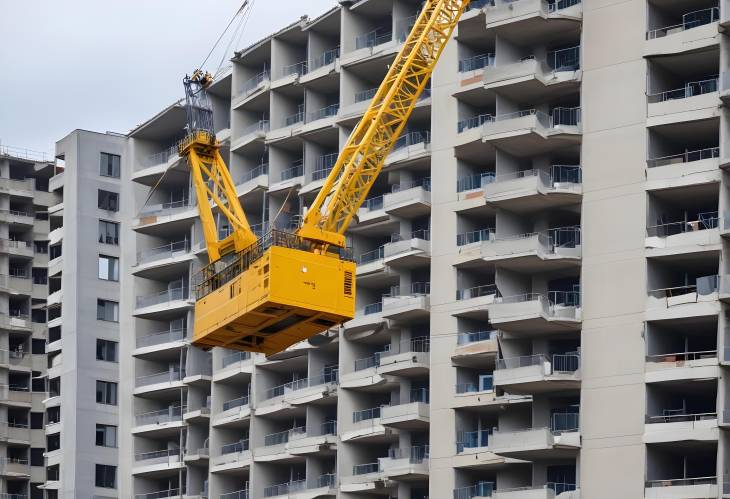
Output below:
[298,0,469,247]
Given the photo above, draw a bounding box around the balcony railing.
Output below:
[547,46,580,72]
[647,7,719,39]
[353,462,381,475]
[547,0,582,11]
[137,240,189,265]
[468,0,492,9]
[458,113,495,133]
[240,120,270,137]
[237,70,269,98]
[457,330,498,345]
[310,47,340,70]
[284,110,305,127]
[355,87,378,103]
[362,195,384,212]
[222,395,250,412]
[456,428,492,453]
[388,445,430,462]
[280,160,304,181]
[355,27,392,49]
[135,448,181,463]
[136,287,189,309]
[135,405,185,426]
[234,163,268,185]
[262,371,339,400]
[457,228,495,246]
[455,376,494,394]
[307,104,339,123]
[385,281,431,297]
[646,350,717,363]
[551,412,580,432]
[221,439,249,455]
[263,426,306,446]
[391,177,431,192]
[497,352,580,373]
[138,198,191,217]
[456,283,497,300]
[357,246,385,265]
[391,229,431,242]
[646,211,719,237]
[135,368,185,388]
[457,172,496,192]
[135,489,182,499]
[648,77,718,103]
[264,479,306,497]
[454,482,495,499]
[221,350,251,368]
[647,147,719,168]
[459,53,495,73]
[649,275,719,300]
[646,411,716,424]
[362,302,383,315]
[280,60,308,78]
[646,477,717,488]
[220,489,249,499]
[353,406,383,423]
[393,131,431,151]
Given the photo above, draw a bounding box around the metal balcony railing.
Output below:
[457,172,496,192]
[457,228,495,246]
[647,77,718,103]
[551,412,580,433]
[456,283,498,301]
[391,177,431,192]
[280,61,308,78]
[385,282,430,298]
[649,275,720,300]
[136,287,189,309]
[221,439,249,455]
[135,405,185,426]
[496,353,580,372]
[646,350,717,363]
[135,368,185,388]
[307,104,339,123]
[362,195,384,212]
[468,0,492,9]
[262,371,339,400]
[393,131,431,151]
[355,27,392,49]
[459,53,495,73]
[135,448,181,462]
[646,411,716,424]
[264,480,306,497]
[357,246,385,265]
[390,229,431,242]
[410,387,430,403]
[310,47,340,70]
[458,113,495,133]
[263,426,306,446]
[647,7,719,39]
[238,70,269,98]
[220,489,249,499]
[240,120,270,136]
[284,110,305,127]
[280,160,304,181]
[134,488,182,499]
[362,302,383,315]
[453,482,495,499]
[138,198,191,217]
[137,240,189,265]
[355,87,378,103]
[321,421,338,436]
[388,445,430,462]
[546,0,582,11]
[353,406,383,423]
[353,462,381,475]
[457,330,498,345]
[456,428,492,453]
[234,163,268,185]
[222,395,249,412]
[646,211,719,237]
[646,477,717,487]
[647,147,719,168]
[547,46,580,72]
[455,376,494,394]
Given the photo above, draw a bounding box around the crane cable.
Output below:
[136,0,253,218]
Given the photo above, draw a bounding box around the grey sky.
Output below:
[0,0,337,155]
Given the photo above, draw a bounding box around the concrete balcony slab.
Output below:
[644,22,719,57]
[647,92,719,124]
[210,450,252,474]
[484,170,581,212]
[644,417,718,444]
[487,295,581,334]
[481,233,581,272]
[381,294,430,321]
[644,481,718,499]
[645,289,720,322]
[646,158,720,192]
[452,337,499,368]
[494,357,581,394]
[485,0,582,28]
[380,402,430,430]
[489,427,580,460]
[645,356,719,383]
[383,238,430,267]
[383,187,431,218]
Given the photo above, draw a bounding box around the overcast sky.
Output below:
[0,0,337,154]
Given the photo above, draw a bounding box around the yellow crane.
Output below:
[183,0,470,355]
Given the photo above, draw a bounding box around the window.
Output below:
[95,424,117,447]
[30,448,44,467]
[95,464,117,489]
[31,371,45,392]
[98,221,119,245]
[95,381,117,405]
[96,339,118,362]
[98,190,119,212]
[32,339,45,355]
[32,268,47,285]
[99,153,120,178]
[34,241,48,254]
[96,300,118,322]
[98,255,119,281]
[30,412,43,430]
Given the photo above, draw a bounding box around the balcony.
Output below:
[270,160,304,191]
[645,477,717,499]
[134,327,186,356]
[344,301,386,335]
[342,406,398,443]
[377,337,430,376]
[453,284,498,319]
[341,26,396,67]
[134,287,192,318]
[484,165,582,212]
[386,131,431,168]
[481,226,581,271]
[134,368,185,395]
[646,212,719,256]
[484,48,581,98]
[646,7,720,57]
[380,391,430,430]
[231,120,270,153]
[274,60,308,87]
[254,426,305,463]
[485,0,582,28]
[300,103,339,134]
[220,489,249,499]
[379,446,430,480]
[213,395,250,428]
[644,412,718,443]
[645,350,718,383]
[454,482,495,499]
[489,415,581,459]
[285,422,338,456]
[487,292,581,333]
[135,488,184,499]
[459,53,495,87]
[132,448,183,475]
[340,462,392,493]
[481,108,582,156]
[647,78,719,121]
[263,475,337,498]
[135,240,192,272]
[493,484,579,499]
[382,282,431,320]
[233,163,268,196]
[0,209,33,226]
[211,439,252,472]
[646,147,719,190]
[0,422,30,443]
[0,457,30,477]
[214,351,253,382]
[647,275,719,321]
[232,70,270,108]
[494,353,581,393]
[0,239,33,258]
[453,330,499,367]
[383,230,431,267]
[383,179,431,218]
[456,428,492,455]
[256,372,339,415]
[0,177,34,197]
[304,46,340,81]
[132,405,185,434]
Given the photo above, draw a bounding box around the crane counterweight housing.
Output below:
[183,0,470,355]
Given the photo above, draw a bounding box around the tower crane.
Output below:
[182,0,471,355]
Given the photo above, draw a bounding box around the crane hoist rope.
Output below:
[181,0,471,355]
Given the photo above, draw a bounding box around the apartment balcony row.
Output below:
[456,225,581,270]
[344,338,431,385]
[647,77,719,122]
[646,147,719,192]
[256,371,339,415]
[134,198,196,231]
[134,327,187,356]
[647,275,721,320]
[646,348,719,384]
[0,457,30,478]
[0,421,30,443]
[454,482,579,499]
[254,422,338,463]
[494,352,581,394]
[0,209,34,227]
[261,474,336,499]
[646,7,719,57]
[134,287,193,318]
[132,448,184,476]
[132,405,186,434]
[454,290,581,333]
[644,410,717,444]
[356,179,431,226]
[341,446,429,492]
[0,239,34,258]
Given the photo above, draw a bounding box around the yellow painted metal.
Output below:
[180,130,257,261]
[297,0,469,248]
[189,0,469,354]
[192,232,355,355]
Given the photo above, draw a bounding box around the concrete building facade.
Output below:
[111,0,730,498]
[0,147,58,499]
